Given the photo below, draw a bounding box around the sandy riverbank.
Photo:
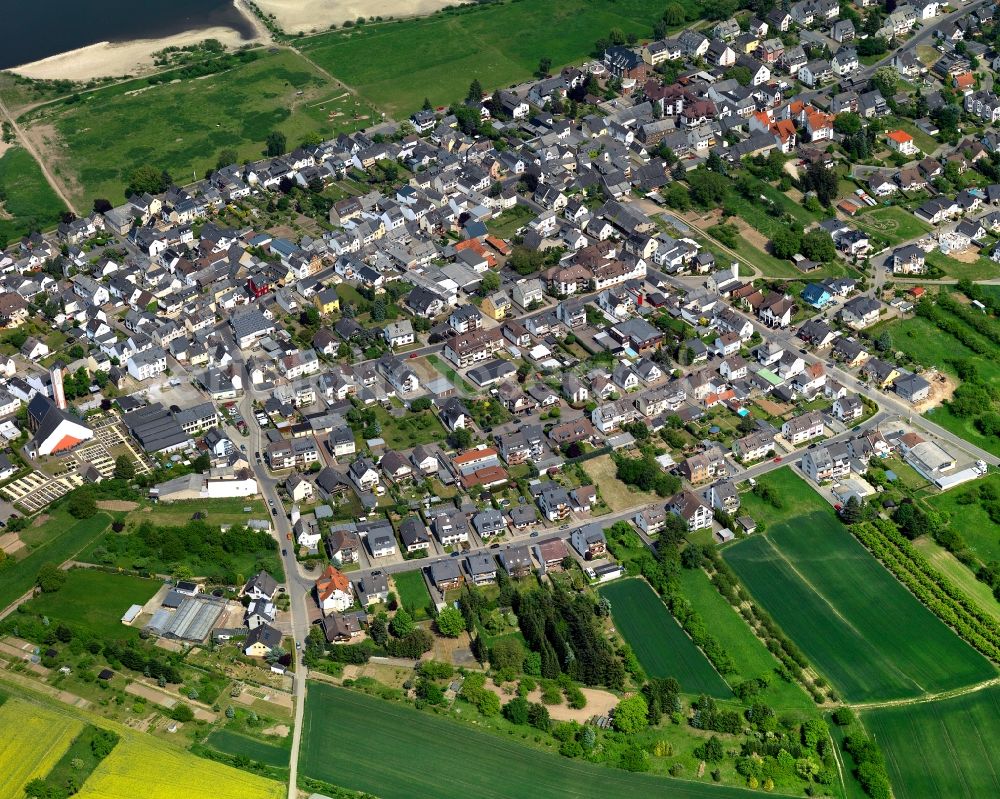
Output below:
[255,0,461,33]
[9,2,268,82]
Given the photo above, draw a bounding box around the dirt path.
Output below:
[0,94,77,215]
[848,676,1000,711]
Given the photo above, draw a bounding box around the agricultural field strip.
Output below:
[598,578,732,698]
[753,535,923,693]
[300,682,760,799]
[0,699,83,799]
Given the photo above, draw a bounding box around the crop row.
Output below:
[850,520,1000,663]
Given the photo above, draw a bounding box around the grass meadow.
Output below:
[205,729,289,769]
[0,511,111,611]
[677,568,815,712]
[865,685,1000,799]
[20,48,377,208]
[299,682,760,799]
[24,569,159,638]
[725,502,996,702]
[598,578,732,697]
[393,569,433,620]
[0,146,66,243]
[298,0,680,117]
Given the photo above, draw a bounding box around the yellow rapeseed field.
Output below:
[0,699,83,799]
[74,736,285,799]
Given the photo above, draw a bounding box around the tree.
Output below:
[422,97,433,111]
[467,78,484,103]
[36,562,67,593]
[663,3,687,26]
[124,165,171,198]
[216,149,238,169]
[265,130,287,158]
[839,495,863,524]
[113,455,135,481]
[803,161,838,207]
[800,230,836,262]
[490,636,526,672]
[687,169,729,207]
[390,608,414,638]
[369,613,389,646]
[875,329,893,353]
[538,57,552,75]
[436,607,465,637]
[449,427,473,450]
[612,693,648,734]
[663,183,690,211]
[503,696,530,725]
[771,226,802,260]
[479,271,501,294]
[729,65,752,87]
[833,112,863,136]
[66,490,97,519]
[869,65,898,99]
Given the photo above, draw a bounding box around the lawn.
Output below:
[124,498,267,529]
[924,249,1000,281]
[298,0,682,117]
[852,206,931,247]
[369,405,447,449]
[581,454,660,513]
[23,569,159,638]
[924,473,1000,566]
[0,698,82,799]
[0,512,111,611]
[0,146,67,243]
[300,682,759,799]
[864,685,1000,799]
[677,569,814,712]
[393,569,433,620]
[73,734,284,799]
[21,48,375,208]
[598,578,731,697]
[205,729,289,769]
[725,489,996,702]
[912,535,1000,624]
[485,203,533,239]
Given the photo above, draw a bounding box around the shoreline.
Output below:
[252,0,460,34]
[8,0,269,82]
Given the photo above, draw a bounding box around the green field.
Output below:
[299,0,678,117]
[300,682,759,799]
[865,685,1000,799]
[0,512,111,611]
[912,535,1000,624]
[924,473,1000,565]
[393,569,433,620]
[205,729,289,769]
[677,569,813,711]
[598,578,731,697]
[853,206,931,247]
[21,48,377,207]
[0,146,66,243]
[23,569,158,638]
[124,498,268,529]
[725,502,996,702]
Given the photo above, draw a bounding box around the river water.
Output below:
[2,0,256,70]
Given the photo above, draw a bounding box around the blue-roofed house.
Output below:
[802,282,833,309]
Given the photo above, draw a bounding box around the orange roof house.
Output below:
[953,72,975,90]
[315,565,353,613]
[886,129,916,154]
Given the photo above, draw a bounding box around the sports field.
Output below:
[0,146,67,244]
[0,698,82,799]
[205,729,289,768]
[865,685,1000,799]
[74,735,284,799]
[393,569,432,620]
[598,578,731,697]
[25,569,158,638]
[300,682,758,799]
[299,0,681,117]
[677,569,813,711]
[20,48,377,208]
[725,510,996,703]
